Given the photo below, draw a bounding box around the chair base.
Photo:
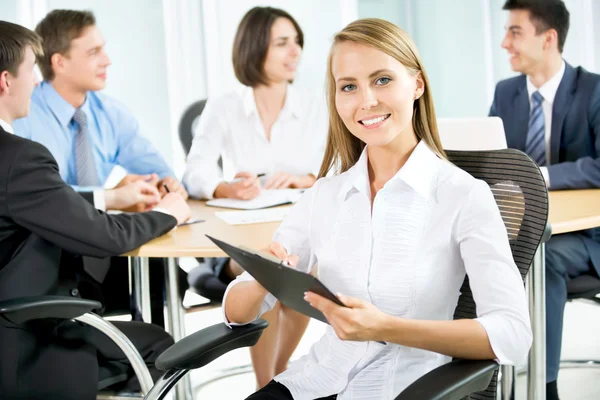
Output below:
[560,360,600,369]
[194,364,255,391]
[97,392,142,399]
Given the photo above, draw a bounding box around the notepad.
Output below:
[206,189,304,210]
[215,207,291,225]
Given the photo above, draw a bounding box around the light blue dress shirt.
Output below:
[13,82,174,191]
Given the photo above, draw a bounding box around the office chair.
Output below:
[0,148,549,400]
[559,272,600,370]
[178,99,207,156]
[179,99,227,305]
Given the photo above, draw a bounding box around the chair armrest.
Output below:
[0,296,101,324]
[394,359,498,400]
[541,221,552,243]
[155,320,268,371]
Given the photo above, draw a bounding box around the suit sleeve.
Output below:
[547,82,600,189]
[7,141,177,257]
[78,191,95,205]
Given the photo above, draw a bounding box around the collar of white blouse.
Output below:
[339,140,441,202]
[241,83,302,120]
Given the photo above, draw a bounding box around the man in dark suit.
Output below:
[13,9,189,327]
[489,1,600,398]
[0,21,191,399]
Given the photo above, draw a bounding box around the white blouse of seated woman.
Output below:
[223,18,532,400]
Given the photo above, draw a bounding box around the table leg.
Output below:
[130,257,152,323]
[165,257,193,400]
[527,243,546,400]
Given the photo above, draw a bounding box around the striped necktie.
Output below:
[525,91,546,166]
[73,108,99,186]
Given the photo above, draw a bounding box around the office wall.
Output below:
[0,1,18,23]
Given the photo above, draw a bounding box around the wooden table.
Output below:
[125,201,282,258]
[548,189,600,234]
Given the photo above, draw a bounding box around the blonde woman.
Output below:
[224,19,532,399]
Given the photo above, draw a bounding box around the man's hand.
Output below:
[156,192,191,225]
[158,176,188,199]
[116,173,159,188]
[304,292,390,342]
[104,180,161,211]
[214,172,261,200]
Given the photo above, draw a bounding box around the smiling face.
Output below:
[502,9,550,75]
[331,41,423,149]
[53,25,111,91]
[263,17,302,84]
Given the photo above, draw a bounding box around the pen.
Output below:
[229,173,266,184]
[164,184,170,193]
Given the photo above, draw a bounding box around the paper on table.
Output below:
[215,207,291,225]
[206,189,304,210]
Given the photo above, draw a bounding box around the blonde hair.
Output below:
[318,18,445,178]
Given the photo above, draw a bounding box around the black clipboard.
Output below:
[206,235,345,324]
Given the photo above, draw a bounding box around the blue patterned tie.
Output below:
[525,91,546,166]
[73,109,99,186]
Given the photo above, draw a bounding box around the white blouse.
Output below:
[222,141,532,400]
[183,85,328,199]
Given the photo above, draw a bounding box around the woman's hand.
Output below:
[266,241,299,266]
[264,173,316,189]
[304,292,390,342]
[215,172,261,199]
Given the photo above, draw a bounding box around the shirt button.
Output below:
[70,288,80,297]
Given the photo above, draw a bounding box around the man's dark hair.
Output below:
[232,7,304,87]
[0,21,43,77]
[503,0,570,53]
[35,9,96,81]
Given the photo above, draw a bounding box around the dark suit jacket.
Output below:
[489,62,600,269]
[490,62,600,189]
[0,127,177,398]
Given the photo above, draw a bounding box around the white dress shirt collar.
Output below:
[0,118,14,134]
[526,60,566,105]
[242,84,302,120]
[341,140,440,201]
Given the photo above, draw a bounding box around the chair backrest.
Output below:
[447,149,549,400]
[438,117,508,150]
[178,99,207,157]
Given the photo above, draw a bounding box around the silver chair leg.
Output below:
[499,365,515,400]
[131,257,152,323]
[143,369,189,400]
[165,257,192,400]
[528,243,546,400]
[76,313,154,395]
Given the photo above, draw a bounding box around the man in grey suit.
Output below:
[489,1,600,398]
[0,21,191,399]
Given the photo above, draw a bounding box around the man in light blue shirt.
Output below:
[14,9,188,327]
[13,11,188,209]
